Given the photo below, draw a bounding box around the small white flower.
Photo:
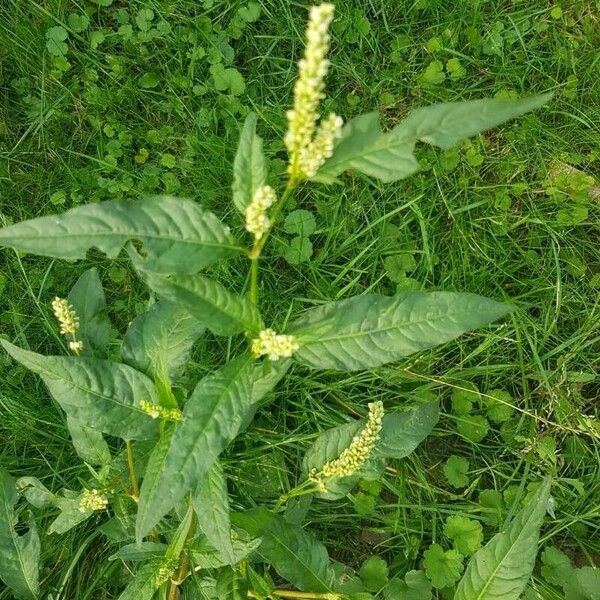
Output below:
[251,328,300,361]
[285,4,340,180]
[245,185,277,240]
[79,488,108,512]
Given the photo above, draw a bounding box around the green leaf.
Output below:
[423,544,464,589]
[190,535,262,569]
[1,341,159,441]
[0,196,240,274]
[564,567,600,600]
[302,419,382,500]
[457,414,489,443]
[192,461,236,565]
[451,383,480,415]
[232,112,267,213]
[444,515,483,556]
[359,556,389,592]
[109,542,168,562]
[384,570,432,600]
[16,478,55,509]
[284,210,317,236]
[478,489,504,527]
[122,300,205,383]
[0,471,39,600]
[68,268,112,356]
[443,455,469,489]
[66,415,112,466]
[216,568,248,600]
[318,94,552,183]
[289,292,512,371]
[455,478,552,600]
[67,13,90,32]
[282,236,313,265]
[116,561,162,600]
[483,389,514,423]
[540,546,574,587]
[231,508,336,592]
[135,269,261,337]
[378,401,439,458]
[47,495,94,535]
[136,356,288,541]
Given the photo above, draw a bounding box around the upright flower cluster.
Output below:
[310,401,384,492]
[78,488,108,513]
[139,399,182,422]
[51,297,83,354]
[285,4,343,180]
[245,185,277,240]
[251,328,299,361]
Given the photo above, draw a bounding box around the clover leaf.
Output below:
[423,544,463,589]
[443,455,469,489]
[444,515,484,556]
[457,414,489,443]
[384,570,432,600]
[359,556,389,592]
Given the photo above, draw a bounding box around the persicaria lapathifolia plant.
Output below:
[0,4,554,600]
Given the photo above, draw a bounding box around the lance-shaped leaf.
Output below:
[0,196,241,274]
[122,300,205,383]
[232,112,267,213]
[136,356,289,542]
[136,268,262,337]
[192,461,236,565]
[289,292,512,371]
[67,267,112,356]
[66,415,112,466]
[0,471,40,600]
[231,509,336,592]
[317,94,552,183]
[455,478,552,600]
[1,341,159,441]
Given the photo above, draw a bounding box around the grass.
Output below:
[0,0,599,598]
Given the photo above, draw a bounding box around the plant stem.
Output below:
[125,440,139,499]
[248,180,298,305]
[167,508,196,600]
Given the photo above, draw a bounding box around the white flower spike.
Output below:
[285,4,343,180]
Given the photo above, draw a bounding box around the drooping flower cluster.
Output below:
[52,297,83,354]
[78,488,108,512]
[251,328,299,361]
[245,185,277,240]
[139,400,182,422]
[285,4,343,180]
[310,401,384,492]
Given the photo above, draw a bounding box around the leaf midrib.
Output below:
[0,227,242,253]
[258,527,332,592]
[300,304,501,345]
[467,494,545,600]
[1,489,37,598]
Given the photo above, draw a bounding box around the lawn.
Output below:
[0,1,598,599]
